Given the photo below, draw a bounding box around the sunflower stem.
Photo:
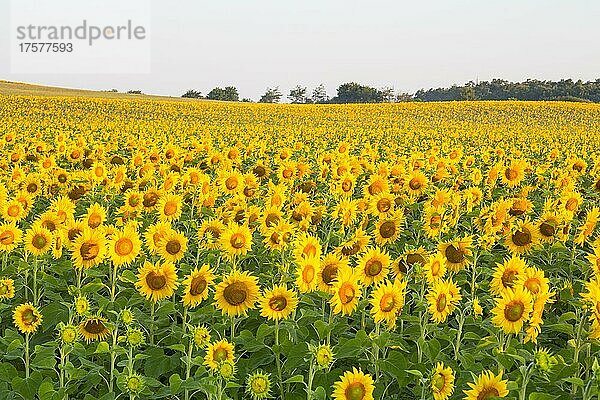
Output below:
[306,359,315,400]
[150,301,156,346]
[454,308,465,360]
[230,317,236,343]
[109,324,118,392]
[184,335,193,400]
[373,323,380,382]
[110,262,118,303]
[24,333,30,379]
[274,319,285,400]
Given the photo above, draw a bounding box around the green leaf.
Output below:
[38,379,55,398]
[529,393,558,400]
[168,344,186,353]
[405,370,423,379]
[561,377,584,387]
[284,375,305,384]
[169,373,182,394]
[313,386,326,400]
[32,346,57,369]
[94,341,110,354]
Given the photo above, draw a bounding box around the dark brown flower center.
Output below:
[189,276,207,296]
[321,264,338,286]
[436,293,447,312]
[83,319,107,334]
[345,382,366,400]
[80,242,99,261]
[166,240,181,255]
[379,293,395,312]
[365,259,383,277]
[379,221,396,239]
[33,234,48,250]
[504,300,524,322]
[512,229,532,246]
[268,295,288,312]
[146,271,167,290]
[539,221,555,237]
[223,282,248,305]
[445,244,464,264]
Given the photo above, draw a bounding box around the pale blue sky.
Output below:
[1,0,599,100]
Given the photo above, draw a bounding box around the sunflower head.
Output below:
[13,303,43,334]
[246,371,271,400]
[79,316,111,342]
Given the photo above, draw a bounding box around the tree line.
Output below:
[181,78,600,103]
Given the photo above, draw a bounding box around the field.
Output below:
[0,91,600,400]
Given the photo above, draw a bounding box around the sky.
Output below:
[1,0,599,101]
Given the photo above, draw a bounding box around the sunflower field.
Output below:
[0,96,600,400]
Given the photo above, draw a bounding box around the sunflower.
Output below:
[24,224,53,256]
[374,212,403,246]
[72,227,107,269]
[85,203,106,229]
[431,362,454,400]
[158,193,183,222]
[501,159,526,188]
[136,261,179,302]
[157,229,188,263]
[357,247,390,286]
[182,264,215,308]
[536,212,562,243]
[0,223,22,252]
[108,224,141,266]
[370,278,407,327]
[220,224,253,259]
[246,371,271,400]
[204,339,235,371]
[332,368,374,400]
[293,233,322,262]
[575,207,600,245]
[295,257,320,293]
[588,247,600,277]
[427,279,462,323]
[368,191,396,218]
[198,219,226,250]
[123,191,143,214]
[219,170,244,195]
[505,219,538,255]
[463,370,509,400]
[491,286,533,334]
[516,266,550,297]
[330,268,362,316]
[318,254,350,293]
[438,236,473,272]
[13,303,43,334]
[423,252,447,284]
[214,270,260,317]
[422,205,445,239]
[259,285,298,321]
[79,316,111,342]
[144,221,172,254]
[405,169,428,197]
[2,199,26,222]
[0,278,15,299]
[363,174,389,198]
[490,256,526,296]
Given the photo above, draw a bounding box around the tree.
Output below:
[380,87,395,102]
[206,86,239,101]
[181,89,203,99]
[259,87,282,103]
[330,82,384,103]
[288,86,309,104]
[311,84,328,104]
